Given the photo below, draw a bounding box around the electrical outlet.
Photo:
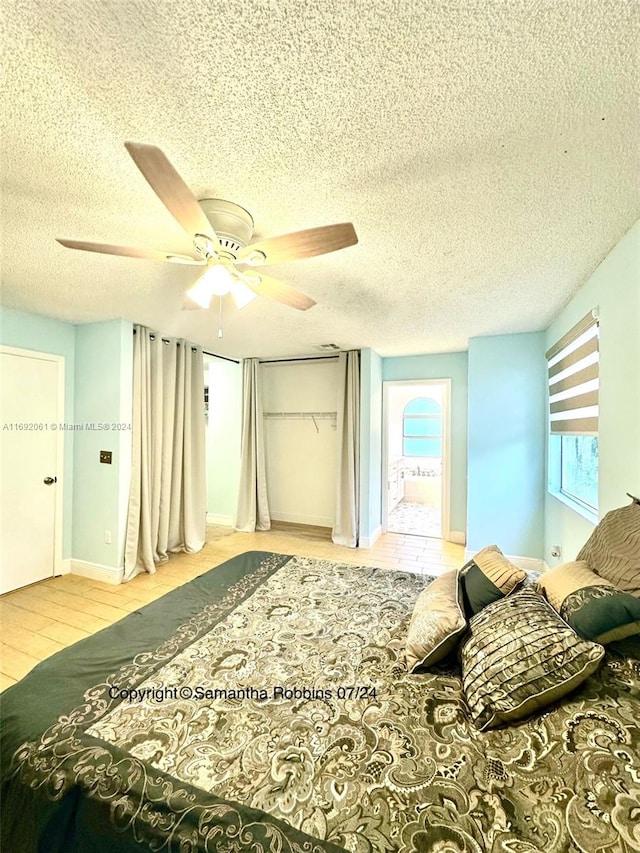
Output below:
[100,451,112,464]
[551,545,562,558]
[104,530,112,545]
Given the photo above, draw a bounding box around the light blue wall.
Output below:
[206,356,242,521]
[0,309,134,568]
[467,332,546,557]
[0,307,76,559]
[116,322,133,560]
[9,221,635,571]
[545,220,640,564]
[382,352,468,536]
[73,320,133,569]
[359,349,383,540]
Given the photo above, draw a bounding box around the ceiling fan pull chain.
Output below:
[218,295,223,339]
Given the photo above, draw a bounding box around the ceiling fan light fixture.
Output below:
[185,278,214,309]
[186,264,234,308]
[204,263,234,295]
[230,280,258,310]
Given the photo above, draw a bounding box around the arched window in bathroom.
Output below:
[403,397,442,457]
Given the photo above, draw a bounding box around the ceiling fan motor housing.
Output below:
[198,198,254,255]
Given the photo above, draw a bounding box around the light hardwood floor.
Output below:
[0,523,465,692]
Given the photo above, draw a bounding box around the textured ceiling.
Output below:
[1,0,638,358]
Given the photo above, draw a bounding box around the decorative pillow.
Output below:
[536,560,640,643]
[460,588,605,731]
[560,587,640,644]
[577,501,640,595]
[536,560,615,610]
[461,544,527,617]
[405,569,466,672]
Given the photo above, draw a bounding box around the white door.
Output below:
[0,349,62,594]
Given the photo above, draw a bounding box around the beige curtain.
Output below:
[124,326,206,579]
[332,350,360,547]
[235,358,271,532]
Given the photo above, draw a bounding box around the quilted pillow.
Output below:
[461,544,527,617]
[536,560,640,644]
[405,569,466,672]
[577,501,640,595]
[460,588,604,730]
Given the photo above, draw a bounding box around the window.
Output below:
[403,397,442,457]
[546,310,599,513]
[560,435,598,510]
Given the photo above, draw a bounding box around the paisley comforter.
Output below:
[1,551,639,852]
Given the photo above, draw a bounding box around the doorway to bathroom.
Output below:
[382,380,451,539]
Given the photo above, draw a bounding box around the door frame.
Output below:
[381,379,451,540]
[1,345,65,577]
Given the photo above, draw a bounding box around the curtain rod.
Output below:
[133,330,337,365]
[203,351,240,364]
[132,330,240,363]
[259,355,340,364]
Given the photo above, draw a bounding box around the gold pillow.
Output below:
[536,560,640,644]
[536,560,616,610]
[470,544,527,595]
[405,569,466,672]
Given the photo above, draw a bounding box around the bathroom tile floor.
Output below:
[388,500,441,537]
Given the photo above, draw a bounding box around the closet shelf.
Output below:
[263,411,337,420]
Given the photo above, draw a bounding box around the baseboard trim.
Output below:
[206,513,234,527]
[70,559,124,585]
[464,550,545,573]
[58,558,72,576]
[509,555,544,573]
[359,525,382,549]
[448,530,466,545]
[270,511,333,528]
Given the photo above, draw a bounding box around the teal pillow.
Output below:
[460,547,526,618]
[559,586,640,644]
[461,563,504,617]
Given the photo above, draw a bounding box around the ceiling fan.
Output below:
[56,141,358,314]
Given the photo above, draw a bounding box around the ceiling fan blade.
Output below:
[124,142,218,242]
[241,271,316,311]
[236,222,357,267]
[56,238,205,265]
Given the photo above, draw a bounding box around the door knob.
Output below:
[43,476,57,485]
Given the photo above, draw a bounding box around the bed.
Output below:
[1,549,639,853]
